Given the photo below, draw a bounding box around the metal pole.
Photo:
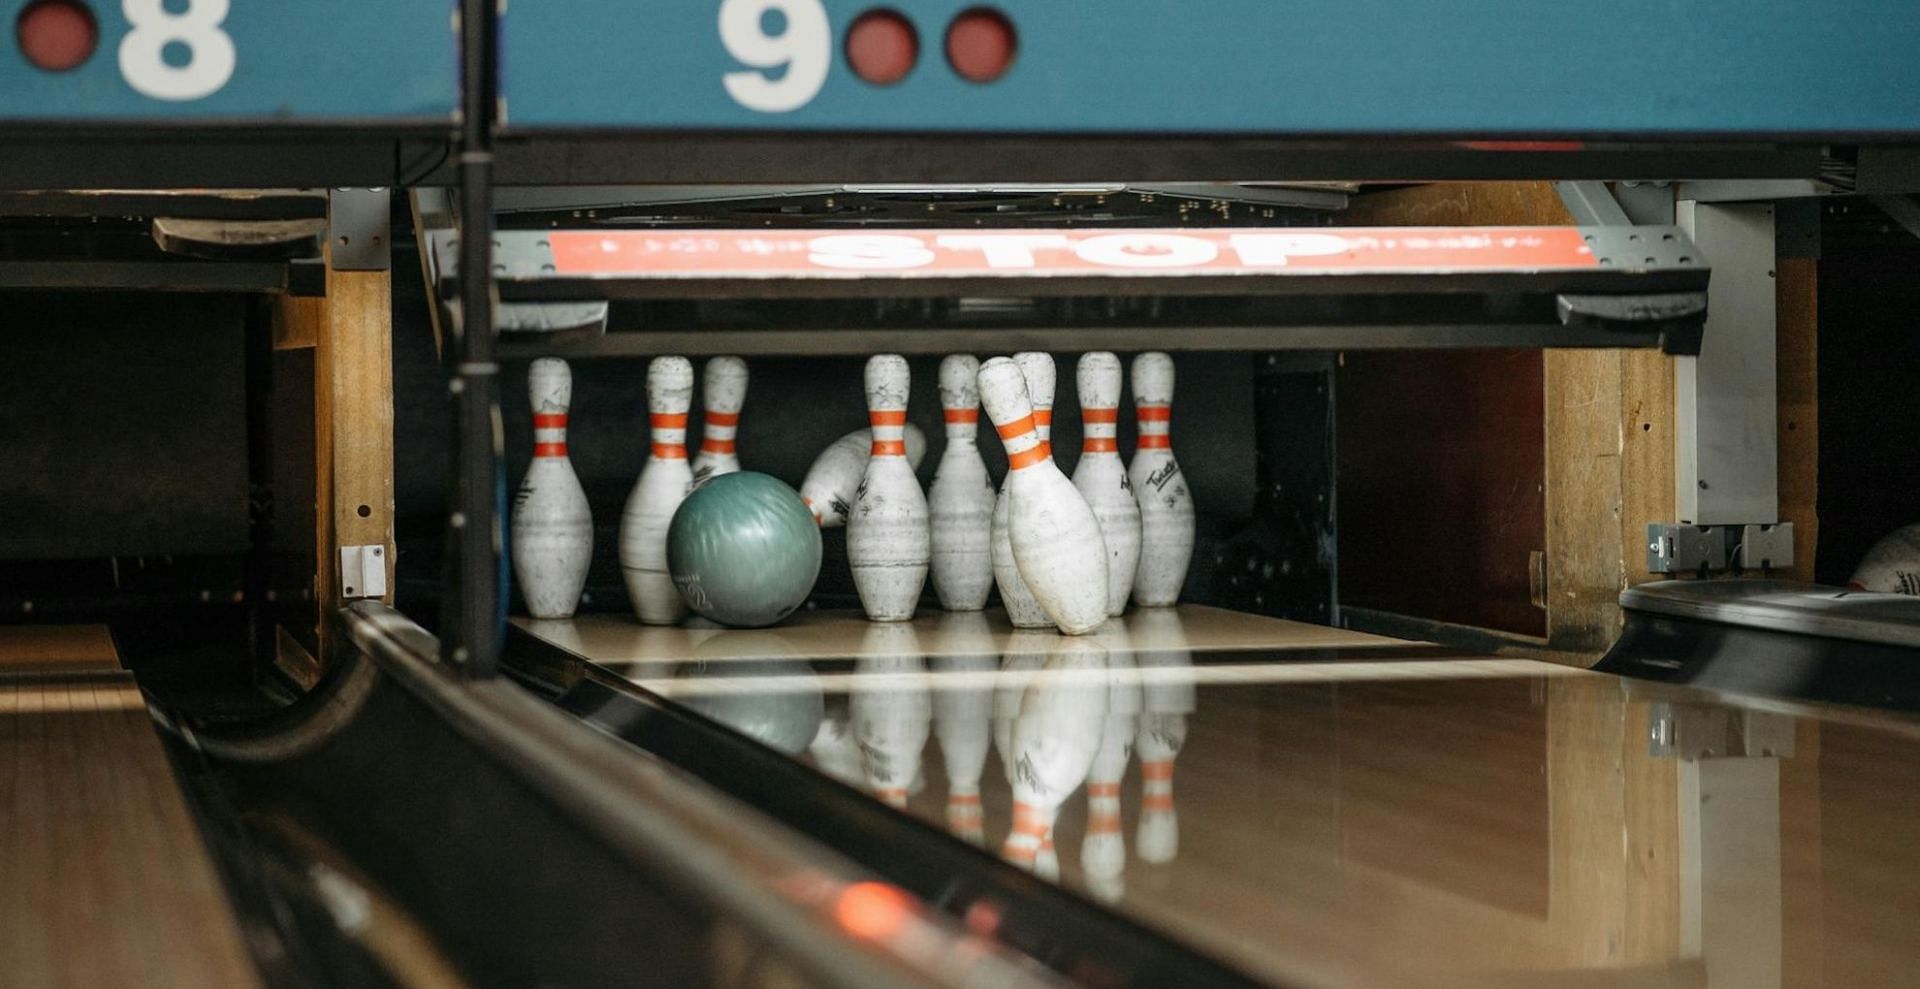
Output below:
[445,0,501,677]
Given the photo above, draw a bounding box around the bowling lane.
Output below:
[514,603,1412,667]
[517,609,1920,988]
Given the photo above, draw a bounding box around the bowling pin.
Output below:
[690,356,748,488]
[1081,651,1141,901]
[850,625,932,808]
[992,353,1063,628]
[848,355,931,622]
[511,358,593,619]
[998,638,1107,872]
[1132,607,1196,864]
[1128,353,1196,607]
[800,425,928,528]
[931,612,997,845]
[978,357,1110,636]
[1073,353,1144,617]
[618,356,694,625]
[1850,523,1920,594]
[929,355,996,612]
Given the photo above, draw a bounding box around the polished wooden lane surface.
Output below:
[517,604,1412,667]
[553,604,1920,989]
[1,627,262,989]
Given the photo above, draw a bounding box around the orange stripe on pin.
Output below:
[532,413,568,428]
[944,409,979,424]
[1082,437,1118,454]
[534,442,567,458]
[1008,443,1050,470]
[869,410,908,426]
[651,443,687,459]
[700,439,736,454]
[1142,761,1175,782]
[1137,435,1172,450]
[650,412,689,428]
[995,415,1036,440]
[705,411,739,426]
[1137,405,1171,421]
[1082,407,1119,424]
[871,440,907,456]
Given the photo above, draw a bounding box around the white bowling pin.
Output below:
[848,355,931,622]
[991,353,1057,628]
[800,425,928,528]
[1073,353,1144,617]
[932,613,997,844]
[690,356,748,488]
[511,358,593,619]
[998,639,1107,872]
[1850,523,1920,594]
[1132,608,1196,864]
[929,355,996,611]
[850,625,932,808]
[1128,353,1196,607]
[1081,651,1141,900]
[618,356,695,625]
[979,358,1110,636]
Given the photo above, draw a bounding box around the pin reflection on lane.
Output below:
[851,623,933,808]
[931,612,998,845]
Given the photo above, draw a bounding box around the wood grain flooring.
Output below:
[0,627,261,989]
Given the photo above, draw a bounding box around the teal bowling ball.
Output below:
[667,472,822,627]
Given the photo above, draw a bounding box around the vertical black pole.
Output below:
[244,294,277,674]
[445,0,502,677]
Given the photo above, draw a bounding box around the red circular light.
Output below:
[846,9,918,86]
[945,8,1016,84]
[16,0,98,73]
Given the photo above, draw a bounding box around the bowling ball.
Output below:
[668,472,822,627]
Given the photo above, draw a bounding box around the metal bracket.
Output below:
[1554,181,1632,226]
[1649,702,1796,761]
[1871,194,1920,242]
[1648,523,1728,573]
[340,545,389,600]
[328,188,391,271]
[1646,522,1794,574]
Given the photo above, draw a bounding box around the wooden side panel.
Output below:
[306,266,398,664]
[1338,184,1567,639]
[1337,350,1547,635]
[1776,258,1819,581]
[1339,182,1713,654]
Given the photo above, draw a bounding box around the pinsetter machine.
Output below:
[6,2,1920,986]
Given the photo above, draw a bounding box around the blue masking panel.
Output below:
[504,0,1920,135]
[1,1,455,124]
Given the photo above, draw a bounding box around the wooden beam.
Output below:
[312,264,397,663]
[1777,258,1819,581]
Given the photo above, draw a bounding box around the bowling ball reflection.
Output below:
[673,649,824,756]
[668,472,822,627]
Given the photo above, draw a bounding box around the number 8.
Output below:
[120,0,236,102]
[719,0,830,113]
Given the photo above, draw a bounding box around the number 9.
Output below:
[719,0,830,113]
